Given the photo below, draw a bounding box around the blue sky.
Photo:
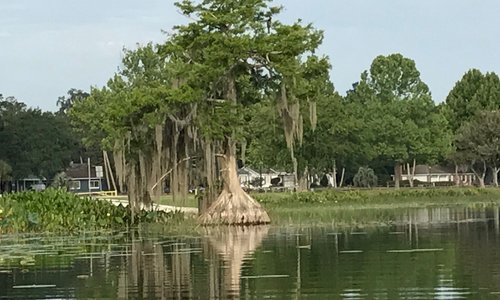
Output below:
[1,0,499,111]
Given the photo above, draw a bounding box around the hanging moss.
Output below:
[309,99,317,131]
[113,139,126,194]
[241,139,247,165]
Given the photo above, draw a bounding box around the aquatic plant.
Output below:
[254,188,495,206]
[0,189,180,233]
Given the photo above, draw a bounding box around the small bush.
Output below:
[353,167,377,188]
[51,172,70,189]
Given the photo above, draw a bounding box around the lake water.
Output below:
[1,205,500,299]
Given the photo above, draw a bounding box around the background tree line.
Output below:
[2,61,499,193]
[0,90,100,192]
[1,0,500,202]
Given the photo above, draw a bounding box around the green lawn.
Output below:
[155,194,198,208]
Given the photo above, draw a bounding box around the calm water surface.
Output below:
[1,205,500,299]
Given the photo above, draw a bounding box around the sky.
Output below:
[1,0,499,111]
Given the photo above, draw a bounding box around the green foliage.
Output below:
[56,88,90,115]
[51,172,70,189]
[353,167,377,188]
[249,177,265,188]
[0,160,12,182]
[246,92,355,174]
[0,189,179,233]
[346,54,452,169]
[455,110,500,180]
[443,69,500,132]
[0,96,78,179]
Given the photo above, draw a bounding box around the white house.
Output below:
[238,167,295,189]
[400,165,475,185]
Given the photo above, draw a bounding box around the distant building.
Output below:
[400,164,475,185]
[13,175,46,192]
[65,163,108,193]
[238,167,295,189]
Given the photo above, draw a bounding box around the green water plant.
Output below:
[0,189,180,233]
[255,188,496,206]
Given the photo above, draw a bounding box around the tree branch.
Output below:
[168,104,197,128]
[151,156,195,193]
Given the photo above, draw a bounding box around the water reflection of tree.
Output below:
[204,226,270,299]
[113,206,500,298]
[115,227,268,299]
[117,235,195,299]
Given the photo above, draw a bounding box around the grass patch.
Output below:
[156,194,198,208]
[106,194,199,208]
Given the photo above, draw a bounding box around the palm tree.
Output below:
[51,172,70,190]
[353,167,378,188]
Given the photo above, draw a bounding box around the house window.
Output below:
[90,180,100,190]
[69,181,81,191]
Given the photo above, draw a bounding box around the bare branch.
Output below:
[151,156,195,192]
[206,98,227,103]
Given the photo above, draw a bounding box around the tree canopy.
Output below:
[70,0,336,224]
[455,110,500,187]
[0,96,77,180]
[443,69,500,132]
[346,54,452,187]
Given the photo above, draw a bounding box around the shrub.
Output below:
[320,174,329,187]
[249,177,264,188]
[353,167,377,188]
[51,172,70,189]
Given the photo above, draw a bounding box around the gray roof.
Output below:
[412,165,456,175]
[238,167,282,176]
[65,163,99,179]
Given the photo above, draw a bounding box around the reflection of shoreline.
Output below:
[395,206,499,227]
[118,235,196,299]
[2,205,500,299]
[204,226,270,299]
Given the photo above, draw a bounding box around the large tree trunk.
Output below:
[198,141,270,225]
[332,161,337,188]
[493,166,499,188]
[454,163,460,187]
[297,167,309,192]
[406,162,414,188]
[471,160,487,188]
[339,168,345,188]
[199,75,269,225]
[394,163,402,189]
[478,176,486,188]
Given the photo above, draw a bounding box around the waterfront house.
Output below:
[400,164,475,186]
[65,163,108,193]
[238,167,295,189]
